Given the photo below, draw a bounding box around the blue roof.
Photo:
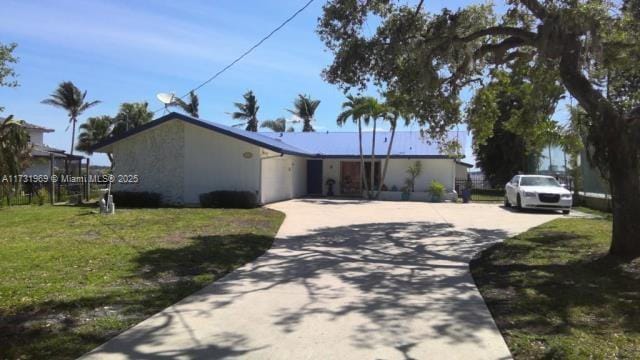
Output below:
[262,131,466,158]
[91,113,310,156]
[92,112,466,158]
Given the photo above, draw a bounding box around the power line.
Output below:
[153,0,315,114]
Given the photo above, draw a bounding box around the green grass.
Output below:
[0,204,284,359]
[471,216,640,359]
[470,193,504,202]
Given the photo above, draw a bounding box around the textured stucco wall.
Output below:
[183,123,261,204]
[111,120,185,204]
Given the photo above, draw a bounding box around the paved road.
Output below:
[82,200,564,360]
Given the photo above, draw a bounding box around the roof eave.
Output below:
[89,112,313,157]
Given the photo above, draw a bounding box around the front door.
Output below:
[307,160,323,195]
[340,161,361,195]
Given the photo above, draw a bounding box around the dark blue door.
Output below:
[307,160,323,195]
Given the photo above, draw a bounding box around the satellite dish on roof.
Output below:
[156,92,176,104]
[156,92,176,114]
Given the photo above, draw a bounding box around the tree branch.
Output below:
[414,0,425,16]
[519,0,548,20]
[474,37,530,60]
[459,26,536,43]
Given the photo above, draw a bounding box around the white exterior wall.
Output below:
[385,159,455,191]
[27,129,44,145]
[260,151,307,204]
[111,120,186,204]
[321,158,456,195]
[183,123,261,205]
[455,163,469,180]
[322,159,341,195]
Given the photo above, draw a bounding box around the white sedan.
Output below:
[505,175,572,214]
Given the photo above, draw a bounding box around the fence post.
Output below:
[85,158,90,201]
[49,153,55,205]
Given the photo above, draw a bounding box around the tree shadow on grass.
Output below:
[470,229,640,358]
[0,234,275,360]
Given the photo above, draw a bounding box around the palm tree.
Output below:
[358,97,386,198]
[232,90,259,132]
[111,102,153,137]
[288,94,320,132]
[173,91,199,118]
[76,115,114,165]
[337,95,368,195]
[375,108,400,199]
[373,95,414,199]
[261,117,294,132]
[41,81,100,155]
[0,116,30,181]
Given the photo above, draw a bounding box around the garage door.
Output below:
[261,157,292,204]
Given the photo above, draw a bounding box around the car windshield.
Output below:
[520,177,561,187]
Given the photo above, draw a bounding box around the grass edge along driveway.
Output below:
[471,210,640,359]
[0,205,284,360]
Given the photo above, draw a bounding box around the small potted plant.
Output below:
[428,180,445,202]
[325,178,336,196]
[401,186,411,201]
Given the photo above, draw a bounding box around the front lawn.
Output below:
[0,205,284,359]
[471,214,640,359]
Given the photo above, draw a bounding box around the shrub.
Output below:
[428,180,446,197]
[110,191,162,208]
[35,188,48,205]
[199,191,258,209]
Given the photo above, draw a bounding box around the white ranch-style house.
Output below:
[92,113,471,205]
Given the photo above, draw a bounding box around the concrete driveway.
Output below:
[82,199,563,360]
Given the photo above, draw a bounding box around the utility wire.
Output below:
[153,0,315,114]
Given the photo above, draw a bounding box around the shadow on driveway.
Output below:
[85,221,513,359]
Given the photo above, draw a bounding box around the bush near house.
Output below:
[111,191,162,207]
[199,190,258,209]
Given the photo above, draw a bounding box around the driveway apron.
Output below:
[82,199,561,359]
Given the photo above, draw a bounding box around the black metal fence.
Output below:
[456,175,575,202]
[0,180,105,207]
[455,178,504,202]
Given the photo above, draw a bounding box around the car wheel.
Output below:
[504,196,511,208]
[563,210,570,215]
[516,194,522,211]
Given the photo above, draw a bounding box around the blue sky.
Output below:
[1,0,566,168]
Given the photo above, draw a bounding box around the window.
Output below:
[520,177,561,187]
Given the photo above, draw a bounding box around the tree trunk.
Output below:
[70,117,76,155]
[607,133,640,258]
[375,123,397,199]
[107,153,114,169]
[358,119,368,196]
[369,118,377,199]
[559,40,640,259]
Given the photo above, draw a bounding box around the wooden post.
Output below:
[49,153,55,204]
[85,158,90,201]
